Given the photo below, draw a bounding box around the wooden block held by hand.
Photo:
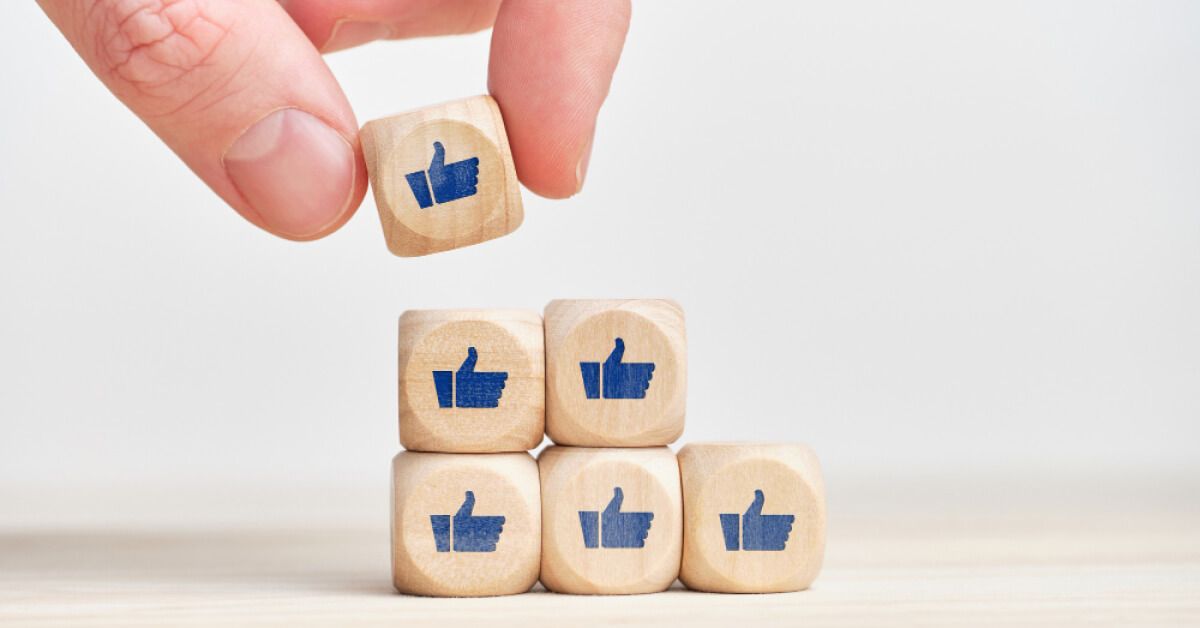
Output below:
[361,95,523,256]
[391,451,541,596]
[399,310,544,453]
[538,446,682,594]
[678,443,826,593]
[544,300,686,447]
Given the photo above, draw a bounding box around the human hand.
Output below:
[37,0,631,240]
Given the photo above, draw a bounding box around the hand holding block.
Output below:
[399,310,544,452]
[392,452,540,596]
[361,96,523,256]
[545,300,686,447]
[678,443,826,593]
[538,446,682,594]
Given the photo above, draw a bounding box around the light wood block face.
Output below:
[398,310,544,453]
[677,443,826,593]
[391,452,541,597]
[538,446,682,594]
[361,95,523,257]
[544,300,686,447]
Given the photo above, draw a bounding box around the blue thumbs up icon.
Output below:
[719,490,795,551]
[430,491,506,553]
[405,141,480,209]
[578,487,654,549]
[579,338,656,400]
[432,347,508,408]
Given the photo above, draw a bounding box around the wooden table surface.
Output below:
[2,475,1198,626]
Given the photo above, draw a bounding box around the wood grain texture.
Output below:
[537,446,682,594]
[360,95,523,257]
[678,443,826,593]
[2,474,1199,626]
[391,452,540,596]
[544,300,686,447]
[398,310,544,453]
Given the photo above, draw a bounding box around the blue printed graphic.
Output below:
[579,338,656,400]
[405,171,435,208]
[578,487,654,549]
[432,347,508,408]
[430,490,506,553]
[719,490,794,551]
[578,511,601,548]
[406,141,480,208]
[430,514,452,552]
[719,513,740,551]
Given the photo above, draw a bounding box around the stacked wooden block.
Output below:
[392,300,825,596]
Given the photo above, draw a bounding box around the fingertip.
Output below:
[489,0,630,199]
[225,109,367,242]
[266,143,367,242]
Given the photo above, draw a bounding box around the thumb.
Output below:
[745,490,765,517]
[456,491,476,517]
[606,338,625,364]
[430,141,446,171]
[37,0,365,241]
[458,347,478,374]
[604,487,624,514]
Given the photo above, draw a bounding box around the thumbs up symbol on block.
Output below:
[430,491,506,553]
[579,338,656,400]
[578,487,655,549]
[432,347,508,409]
[405,141,480,209]
[720,490,795,551]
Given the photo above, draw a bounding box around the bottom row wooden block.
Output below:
[391,444,825,596]
[391,452,541,596]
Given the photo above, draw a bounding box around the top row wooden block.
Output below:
[361,95,524,257]
[398,299,686,452]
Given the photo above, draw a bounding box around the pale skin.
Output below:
[37,0,632,240]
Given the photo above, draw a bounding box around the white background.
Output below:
[2,1,1197,527]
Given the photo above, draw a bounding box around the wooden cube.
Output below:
[544,300,686,447]
[538,446,682,594]
[398,310,544,453]
[361,95,523,257]
[677,443,826,593]
[391,451,541,596]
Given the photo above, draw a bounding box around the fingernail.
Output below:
[224,109,355,240]
[575,131,595,194]
[323,20,391,53]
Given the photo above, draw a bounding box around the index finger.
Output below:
[488,0,632,199]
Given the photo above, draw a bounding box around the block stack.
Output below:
[390,300,825,597]
[539,299,688,594]
[391,309,543,596]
